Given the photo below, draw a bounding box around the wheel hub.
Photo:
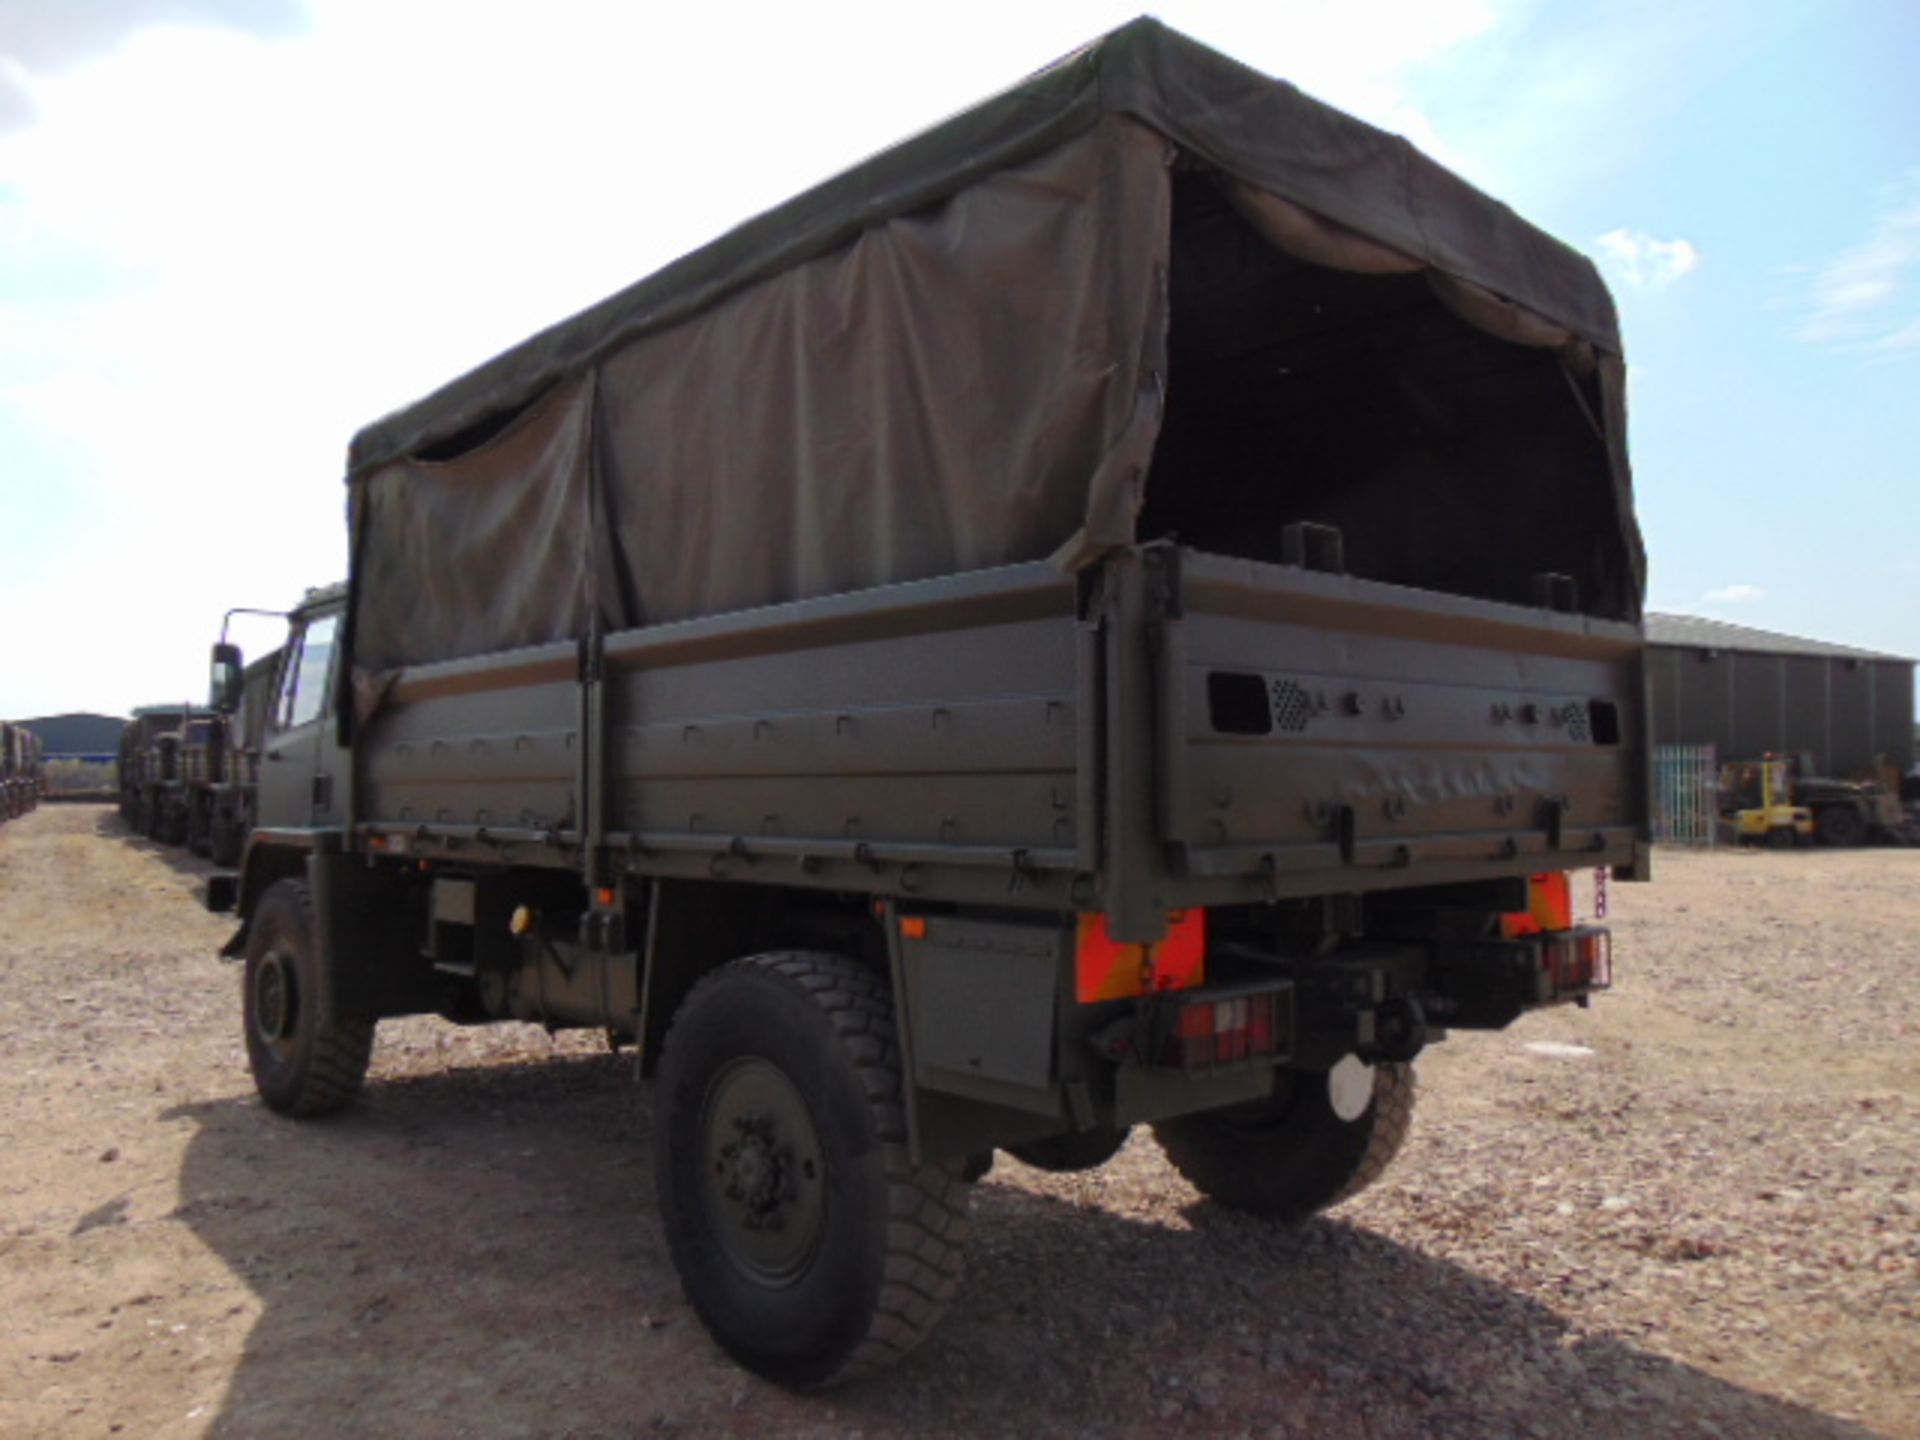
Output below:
[700,1061,826,1284]
[252,950,298,1052]
[716,1112,802,1228]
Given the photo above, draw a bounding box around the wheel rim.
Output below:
[252,948,299,1058]
[698,1057,828,1286]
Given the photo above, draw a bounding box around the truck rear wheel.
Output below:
[1153,1060,1415,1222]
[654,952,968,1388]
[243,879,375,1117]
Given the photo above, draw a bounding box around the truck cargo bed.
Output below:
[356,544,1644,934]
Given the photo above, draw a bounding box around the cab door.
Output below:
[259,609,344,829]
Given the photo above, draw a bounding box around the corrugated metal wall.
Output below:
[1648,647,1916,777]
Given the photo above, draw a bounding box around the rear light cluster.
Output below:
[1542,926,1612,996]
[1155,986,1290,1070]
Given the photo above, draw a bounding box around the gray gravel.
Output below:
[2,809,1914,1438]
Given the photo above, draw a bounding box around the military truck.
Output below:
[190,648,285,865]
[1,721,42,820]
[24,726,44,812]
[119,706,191,841]
[180,712,230,857]
[2,722,17,819]
[206,20,1648,1387]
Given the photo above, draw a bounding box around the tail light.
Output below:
[1541,926,1611,996]
[1152,983,1291,1070]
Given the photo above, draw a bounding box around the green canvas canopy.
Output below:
[347,17,1639,677]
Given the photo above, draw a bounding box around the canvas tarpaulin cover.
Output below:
[347,17,1640,679]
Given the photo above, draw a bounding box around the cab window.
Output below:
[277,614,339,731]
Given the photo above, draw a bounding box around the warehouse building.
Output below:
[19,713,127,761]
[1646,614,1915,779]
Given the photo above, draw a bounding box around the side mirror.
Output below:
[210,643,243,713]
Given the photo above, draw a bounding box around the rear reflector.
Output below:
[1076,909,1206,1002]
[1502,871,1574,938]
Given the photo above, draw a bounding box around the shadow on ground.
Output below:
[166,1056,1882,1440]
[93,808,219,885]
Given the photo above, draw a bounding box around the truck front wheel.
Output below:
[242,879,375,1117]
[1816,805,1866,847]
[1153,1059,1415,1222]
[209,811,241,868]
[654,952,969,1388]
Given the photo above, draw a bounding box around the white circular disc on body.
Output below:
[1327,1053,1376,1122]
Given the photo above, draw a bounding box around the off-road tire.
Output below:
[187,796,212,857]
[209,813,241,868]
[654,951,969,1388]
[1005,1126,1132,1173]
[1815,805,1866,847]
[1154,1061,1416,1222]
[243,879,375,1117]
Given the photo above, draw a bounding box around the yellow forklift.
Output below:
[1718,757,1814,847]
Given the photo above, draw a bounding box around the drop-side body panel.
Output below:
[349,546,1646,927]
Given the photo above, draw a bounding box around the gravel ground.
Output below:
[2,804,1915,1438]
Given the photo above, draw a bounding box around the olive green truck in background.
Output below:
[205,20,1648,1387]
[118,706,189,840]
[119,647,282,859]
[183,646,283,864]
[1,721,44,819]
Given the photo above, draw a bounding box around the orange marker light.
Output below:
[899,916,927,940]
[596,887,616,907]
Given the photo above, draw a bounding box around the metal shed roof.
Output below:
[1646,612,1912,664]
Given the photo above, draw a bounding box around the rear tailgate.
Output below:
[1155,548,1647,905]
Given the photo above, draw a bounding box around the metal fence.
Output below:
[1653,743,1718,847]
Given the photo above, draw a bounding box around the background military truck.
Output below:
[207,20,1647,1388]
[2,722,18,819]
[118,706,190,841]
[1,721,42,820]
[180,711,231,859]
[192,647,285,866]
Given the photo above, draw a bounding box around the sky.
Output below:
[1,0,1916,720]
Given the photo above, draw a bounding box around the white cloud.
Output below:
[1595,228,1700,290]
[1797,172,1920,354]
[0,1,1506,717]
[1703,584,1765,605]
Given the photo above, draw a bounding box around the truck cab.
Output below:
[206,585,346,886]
